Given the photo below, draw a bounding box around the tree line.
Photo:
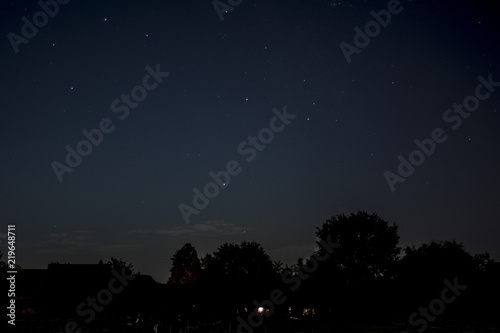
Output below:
[1,211,498,331]
[163,211,499,329]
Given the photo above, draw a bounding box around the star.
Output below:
[103,17,108,22]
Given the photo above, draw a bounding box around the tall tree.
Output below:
[310,211,400,322]
[201,240,280,313]
[168,243,201,284]
[394,240,490,321]
[203,241,277,283]
[315,210,400,283]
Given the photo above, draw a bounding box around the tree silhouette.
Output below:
[168,243,201,284]
[107,257,137,276]
[200,240,280,317]
[306,211,400,323]
[398,240,476,281]
[315,211,400,283]
[203,241,277,283]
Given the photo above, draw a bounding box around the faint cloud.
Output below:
[95,243,140,253]
[45,231,97,252]
[129,220,249,237]
[41,230,139,256]
[48,232,68,239]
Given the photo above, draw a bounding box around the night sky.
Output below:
[1,0,499,282]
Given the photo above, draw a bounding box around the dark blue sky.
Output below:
[1,0,499,281]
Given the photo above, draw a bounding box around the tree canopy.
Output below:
[168,243,201,284]
[315,211,400,283]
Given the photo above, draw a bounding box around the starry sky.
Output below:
[1,0,499,282]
